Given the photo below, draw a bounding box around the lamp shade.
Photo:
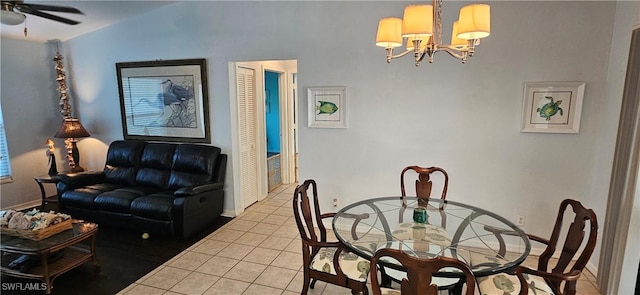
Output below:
[450,21,468,49]
[457,4,490,40]
[54,118,90,139]
[0,10,26,25]
[402,4,433,38]
[375,17,403,48]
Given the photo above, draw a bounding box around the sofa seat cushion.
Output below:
[62,183,125,209]
[130,192,175,221]
[94,186,160,213]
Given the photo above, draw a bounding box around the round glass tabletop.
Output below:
[332,197,530,277]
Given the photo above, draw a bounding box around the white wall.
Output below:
[0,39,69,208]
[2,1,630,275]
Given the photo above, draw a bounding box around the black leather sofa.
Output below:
[56,140,227,238]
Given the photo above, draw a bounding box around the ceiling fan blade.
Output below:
[18,3,82,14]
[21,9,80,25]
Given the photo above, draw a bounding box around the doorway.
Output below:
[265,71,281,192]
[230,60,298,214]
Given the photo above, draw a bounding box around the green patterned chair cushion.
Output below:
[477,273,556,295]
[391,223,452,247]
[310,247,370,282]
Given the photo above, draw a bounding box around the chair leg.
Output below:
[310,278,317,289]
[301,273,310,294]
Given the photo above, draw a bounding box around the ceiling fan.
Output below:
[0,0,83,26]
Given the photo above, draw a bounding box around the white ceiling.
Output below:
[0,1,177,43]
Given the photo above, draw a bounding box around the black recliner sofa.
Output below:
[57,140,227,238]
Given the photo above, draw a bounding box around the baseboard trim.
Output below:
[4,200,41,211]
[221,209,237,218]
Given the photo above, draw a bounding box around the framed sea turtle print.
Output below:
[521,82,585,133]
[307,86,348,128]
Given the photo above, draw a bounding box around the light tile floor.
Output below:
[118,184,602,295]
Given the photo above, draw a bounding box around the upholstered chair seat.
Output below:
[477,272,557,295]
[310,247,371,282]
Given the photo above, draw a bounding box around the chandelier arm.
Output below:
[435,47,463,59]
[435,47,469,63]
[388,49,414,60]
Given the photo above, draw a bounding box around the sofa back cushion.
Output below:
[104,140,146,186]
[168,144,221,190]
[136,143,176,190]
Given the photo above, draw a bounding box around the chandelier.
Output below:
[375,0,490,66]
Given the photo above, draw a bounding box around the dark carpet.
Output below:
[1,213,232,295]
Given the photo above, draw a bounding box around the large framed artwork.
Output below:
[521,82,585,134]
[116,59,210,143]
[307,86,348,128]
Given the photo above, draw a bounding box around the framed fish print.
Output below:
[116,58,210,143]
[307,86,348,128]
[521,82,585,133]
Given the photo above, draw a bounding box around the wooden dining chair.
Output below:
[400,165,449,226]
[477,199,598,295]
[393,166,460,293]
[370,248,476,295]
[293,179,370,295]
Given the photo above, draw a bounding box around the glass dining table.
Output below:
[332,197,531,278]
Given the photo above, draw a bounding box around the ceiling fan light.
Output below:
[1,10,26,25]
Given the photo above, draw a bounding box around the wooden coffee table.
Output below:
[0,220,99,294]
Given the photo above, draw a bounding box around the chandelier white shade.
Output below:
[375,0,491,66]
[457,4,490,40]
[375,17,403,48]
[402,5,433,38]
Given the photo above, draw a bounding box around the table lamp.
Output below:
[54,118,90,172]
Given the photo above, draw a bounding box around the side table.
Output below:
[1,221,100,294]
[34,174,63,211]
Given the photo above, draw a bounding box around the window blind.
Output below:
[0,104,13,183]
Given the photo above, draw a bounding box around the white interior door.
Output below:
[237,66,259,208]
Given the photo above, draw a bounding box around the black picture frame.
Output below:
[115,58,210,143]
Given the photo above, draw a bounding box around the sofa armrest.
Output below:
[57,171,105,192]
[174,182,224,197]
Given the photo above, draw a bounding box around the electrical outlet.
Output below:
[332,198,339,207]
[516,215,525,227]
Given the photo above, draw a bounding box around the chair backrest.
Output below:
[370,248,476,295]
[400,166,449,226]
[401,166,449,200]
[537,199,598,290]
[293,179,327,244]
